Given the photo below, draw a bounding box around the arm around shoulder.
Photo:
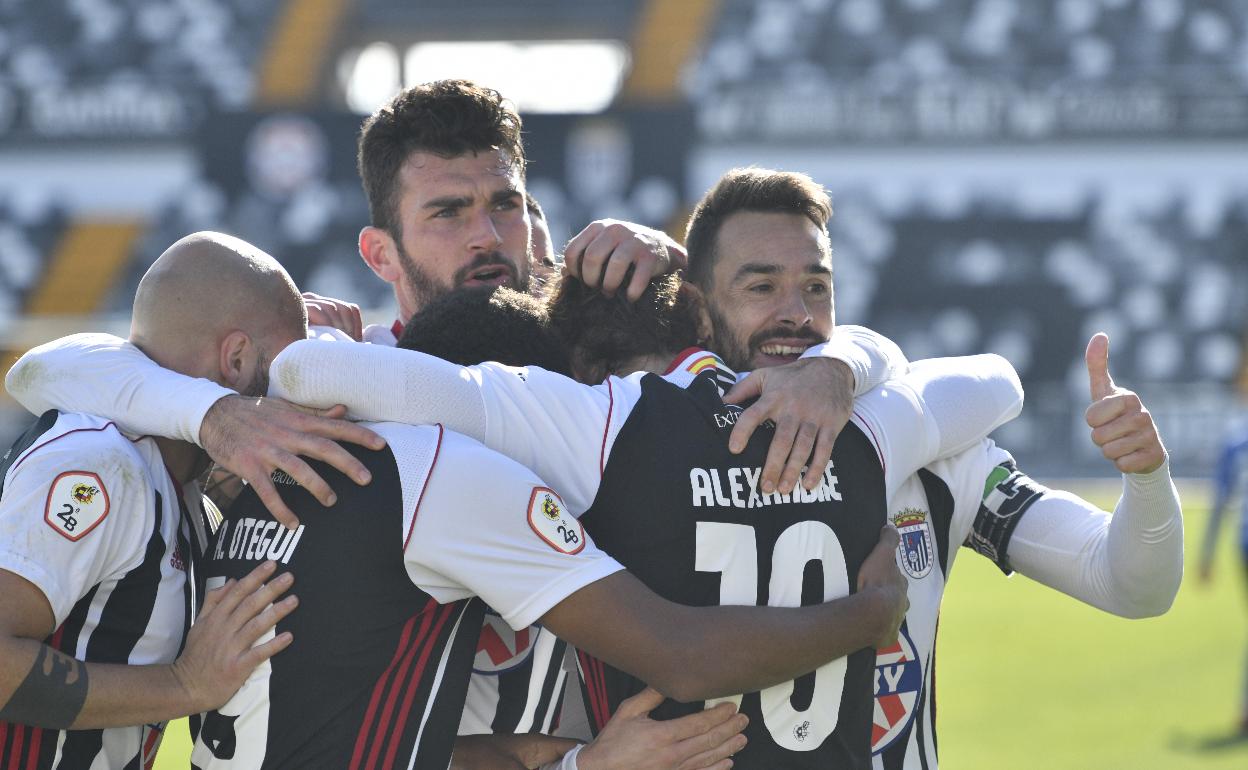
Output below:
[5,332,232,443]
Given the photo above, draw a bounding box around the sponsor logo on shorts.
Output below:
[44,471,110,541]
[526,487,585,555]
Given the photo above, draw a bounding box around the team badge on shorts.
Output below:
[44,471,110,541]
[893,508,934,579]
[527,487,586,555]
[872,622,923,754]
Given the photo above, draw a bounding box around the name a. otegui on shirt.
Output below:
[212,517,306,564]
[690,462,842,509]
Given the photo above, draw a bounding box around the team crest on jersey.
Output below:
[473,612,537,674]
[527,487,585,555]
[872,622,923,754]
[44,471,110,541]
[893,508,934,579]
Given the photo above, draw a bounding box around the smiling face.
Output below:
[383,148,533,319]
[703,210,834,371]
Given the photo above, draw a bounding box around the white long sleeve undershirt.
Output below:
[1005,460,1183,619]
[5,332,232,443]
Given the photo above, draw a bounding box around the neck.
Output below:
[155,437,210,486]
[621,350,683,377]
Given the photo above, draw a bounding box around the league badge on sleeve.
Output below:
[893,508,933,579]
[44,471,110,541]
[527,487,586,555]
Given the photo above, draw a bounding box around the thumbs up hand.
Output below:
[1084,333,1166,474]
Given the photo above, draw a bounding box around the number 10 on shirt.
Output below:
[695,520,849,751]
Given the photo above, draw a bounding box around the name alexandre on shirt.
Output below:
[690,461,842,509]
[212,517,306,564]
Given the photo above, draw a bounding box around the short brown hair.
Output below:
[524,192,546,222]
[358,80,525,239]
[684,168,831,288]
[397,287,570,375]
[546,274,706,379]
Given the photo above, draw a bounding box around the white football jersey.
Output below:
[0,412,208,770]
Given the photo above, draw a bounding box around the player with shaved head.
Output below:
[0,232,306,769]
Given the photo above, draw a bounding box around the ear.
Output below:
[359,226,403,283]
[679,282,714,347]
[217,330,252,391]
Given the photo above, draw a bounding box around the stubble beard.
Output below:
[705,300,829,372]
[705,300,754,373]
[395,241,534,314]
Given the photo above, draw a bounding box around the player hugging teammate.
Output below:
[1,80,1181,770]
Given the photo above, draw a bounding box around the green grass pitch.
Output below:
[154,486,1248,768]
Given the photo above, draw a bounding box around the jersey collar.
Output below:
[661,347,739,396]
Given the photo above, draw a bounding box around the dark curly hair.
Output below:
[546,273,708,381]
[357,80,525,240]
[684,167,831,289]
[396,287,571,375]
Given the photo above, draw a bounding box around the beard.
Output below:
[395,241,533,312]
[240,348,271,398]
[706,301,827,372]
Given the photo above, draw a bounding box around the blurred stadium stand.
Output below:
[1,0,1246,476]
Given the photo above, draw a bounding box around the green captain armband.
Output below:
[965,460,1046,575]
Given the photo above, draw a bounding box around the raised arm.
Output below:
[999,464,1182,618]
[990,334,1181,617]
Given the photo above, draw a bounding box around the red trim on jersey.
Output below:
[351,609,425,769]
[383,602,457,769]
[577,650,612,732]
[7,724,25,767]
[852,410,886,476]
[368,605,440,767]
[599,380,614,477]
[403,425,444,551]
[390,319,404,340]
[24,726,42,770]
[141,725,162,770]
[662,347,705,375]
[9,422,119,477]
[361,600,445,769]
[575,650,602,731]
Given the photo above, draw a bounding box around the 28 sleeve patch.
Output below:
[43,471,110,542]
[526,487,586,555]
